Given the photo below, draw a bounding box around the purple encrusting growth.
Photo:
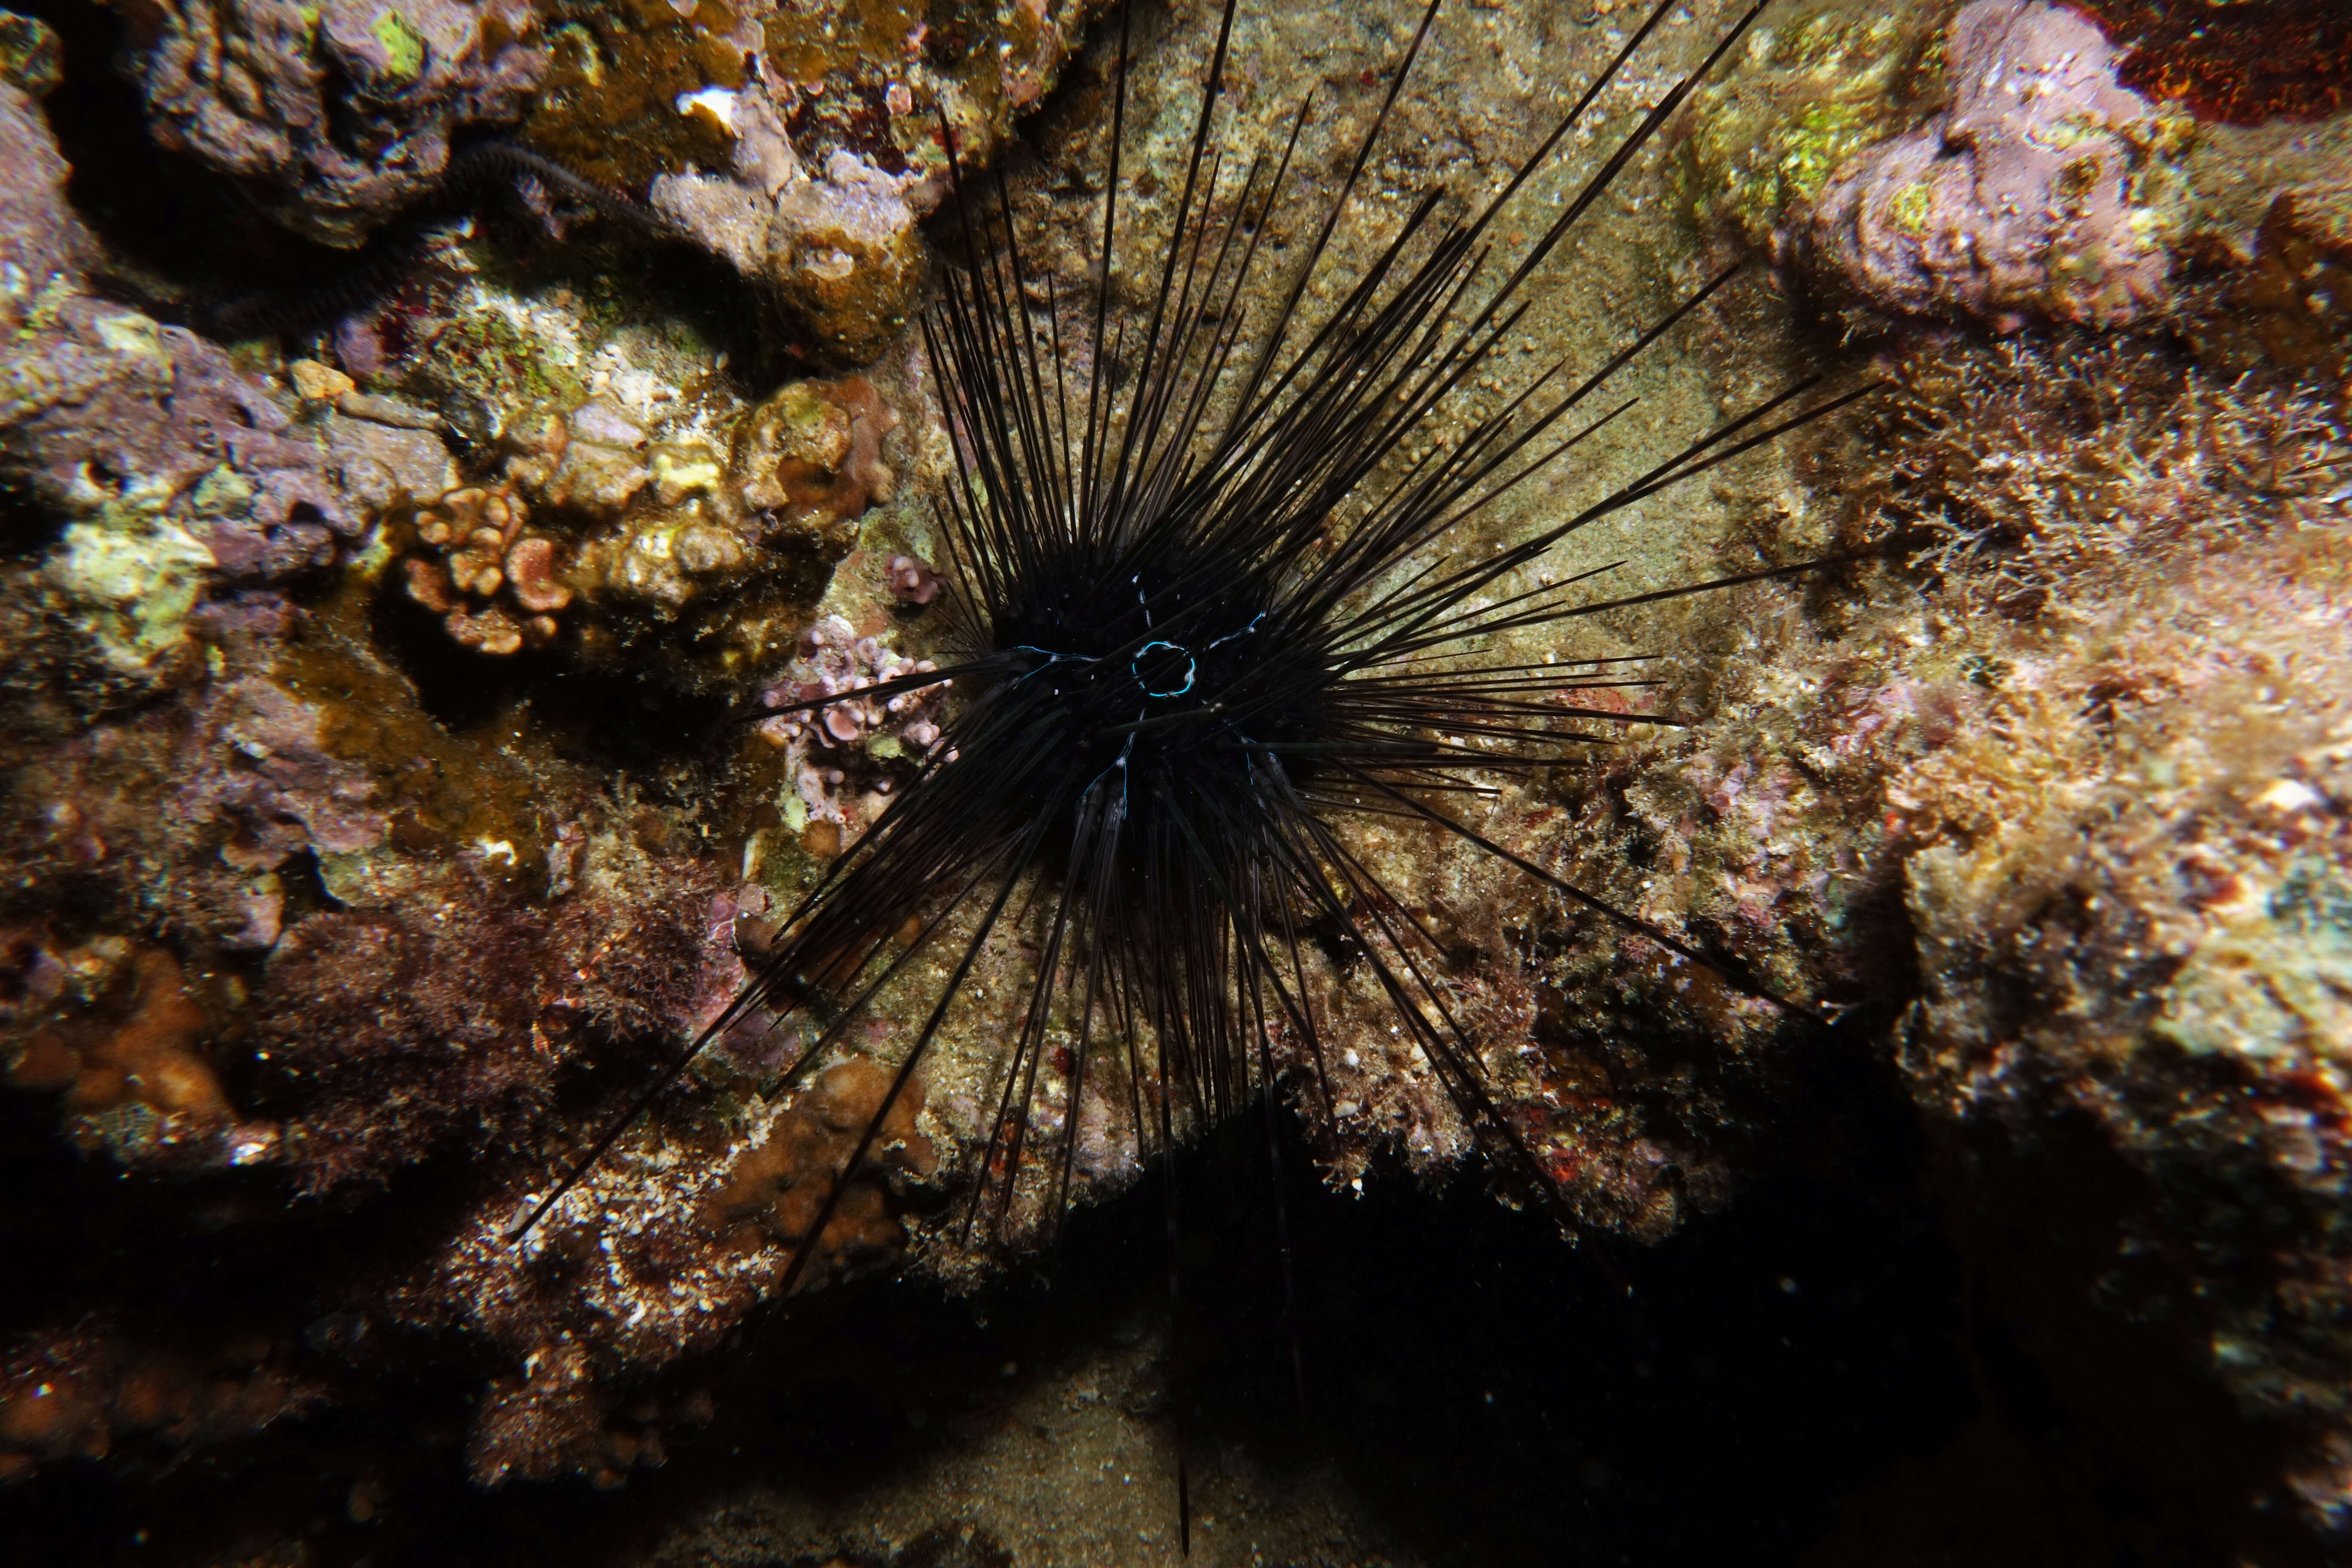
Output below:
[755,614,950,842]
[1795,0,2171,330]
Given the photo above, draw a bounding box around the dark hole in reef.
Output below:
[314,55,385,168]
[0,475,61,557]
[275,846,344,926]
[0,1064,335,1331]
[360,570,737,774]
[0,1030,2277,1566]
[23,0,361,316]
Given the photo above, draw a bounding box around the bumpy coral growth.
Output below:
[1795,0,2174,330]
[0,1323,322,1483]
[390,376,897,663]
[708,1057,938,1271]
[732,374,899,550]
[401,483,572,653]
[126,0,548,244]
[886,552,939,605]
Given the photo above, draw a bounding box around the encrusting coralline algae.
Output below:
[2,0,2351,1560]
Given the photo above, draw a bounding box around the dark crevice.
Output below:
[357,570,736,771]
[0,1041,2096,1568]
[22,0,346,315]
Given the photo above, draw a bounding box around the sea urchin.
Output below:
[517,0,1855,1504]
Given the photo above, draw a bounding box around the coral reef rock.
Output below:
[385,371,900,670]
[3,81,449,666]
[1793,0,2173,330]
[512,0,1109,351]
[1897,524,2352,1541]
[1689,0,2352,337]
[126,0,549,245]
[653,132,925,358]
[633,0,1106,353]
[6,0,2352,1554]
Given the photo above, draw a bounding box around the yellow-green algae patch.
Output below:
[1679,0,1949,248]
[46,511,217,672]
[523,0,746,194]
[370,10,430,86]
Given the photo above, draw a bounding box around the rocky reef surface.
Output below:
[2,0,2349,1563]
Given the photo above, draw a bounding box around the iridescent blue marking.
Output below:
[1133,640,1196,698]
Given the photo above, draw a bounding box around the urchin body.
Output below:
[521,0,1844,1301]
[484,2,1862,1540]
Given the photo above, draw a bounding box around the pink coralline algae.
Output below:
[757,616,946,842]
[886,554,940,606]
[1794,0,2172,331]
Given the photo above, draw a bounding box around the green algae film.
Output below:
[270,567,551,888]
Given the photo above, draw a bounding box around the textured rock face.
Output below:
[516,0,1109,353]
[1794,0,2172,329]
[127,0,548,245]
[0,74,76,293]
[0,80,424,611]
[1886,524,2352,1543]
[5,0,2352,1556]
[651,113,928,359]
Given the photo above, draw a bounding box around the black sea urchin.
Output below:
[519,0,1853,1476]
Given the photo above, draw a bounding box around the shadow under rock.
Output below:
[2,1037,2196,1568]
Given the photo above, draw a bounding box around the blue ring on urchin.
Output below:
[1130,641,1197,700]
